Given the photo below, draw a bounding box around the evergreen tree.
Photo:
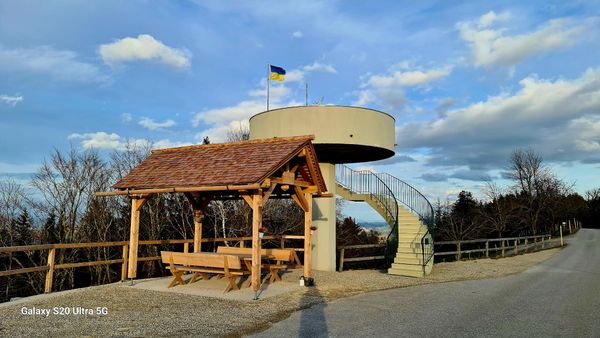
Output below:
[42,212,57,244]
[15,209,33,245]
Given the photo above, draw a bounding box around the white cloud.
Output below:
[457,11,584,67]
[0,45,106,83]
[395,68,600,168]
[138,117,177,130]
[193,77,303,141]
[292,31,303,38]
[121,113,133,123]
[0,94,23,107]
[68,131,192,150]
[355,65,451,110]
[99,34,191,68]
[367,67,451,87]
[284,62,338,83]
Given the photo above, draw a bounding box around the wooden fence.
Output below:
[0,235,304,294]
[434,234,557,260]
[337,243,386,272]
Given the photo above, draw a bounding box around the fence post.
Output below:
[280,237,285,249]
[514,240,518,254]
[501,240,505,257]
[338,248,345,272]
[44,248,56,293]
[239,240,245,248]
[485,241,489,258]
[541,235,545,248]
[121,244,128,281]
[183,242,189,253]
[568,220,572,234]
[457,242,461,260]
[560,225,564,246]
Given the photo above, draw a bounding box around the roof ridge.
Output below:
[151,135,315,154]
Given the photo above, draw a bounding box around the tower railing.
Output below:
[335,164,435,266]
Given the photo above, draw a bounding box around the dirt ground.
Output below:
[0,247,561,338]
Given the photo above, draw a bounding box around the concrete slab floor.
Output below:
[123,273,302,301]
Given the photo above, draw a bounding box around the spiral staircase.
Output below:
[335,165,434,277]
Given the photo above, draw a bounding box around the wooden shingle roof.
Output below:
[113,136,325,192]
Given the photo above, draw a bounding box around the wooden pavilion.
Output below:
[96,135,328,292]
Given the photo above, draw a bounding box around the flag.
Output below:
[269,65,286,81]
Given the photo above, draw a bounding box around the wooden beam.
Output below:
[293,186,309,212]
[271,178,313,188]
[184,193,211,253]
[242,195,253,208]
[303,192,312,278]
[251,191,263,292]
[261,182,277,206]
[128,197,147,279]
[95,183,261,197]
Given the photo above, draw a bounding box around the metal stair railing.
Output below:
[336,164,435,267]
[336,164,398,265]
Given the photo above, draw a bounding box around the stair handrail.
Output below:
[336,164,436,269]
[374,172,435,235]
[335,164,399,264]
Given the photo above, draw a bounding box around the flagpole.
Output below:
[305,82,308,106]
[267,64,270,111]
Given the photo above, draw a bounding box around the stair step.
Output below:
[393,257,423,265]
[388,266,425,278]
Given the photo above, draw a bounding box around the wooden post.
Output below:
[128,196,148,280]
[44,248,56,293]
[251,191,263,292]
[338,248,345,272]
[501,240,505,257]
[240,240,245,248]
[456,242,461,260]
[568,220,572,234]
[525,238,528,252]
[514,240,518,254]
[194,210,203,253]
[121,245,128,281]
[541,235,545,248]
[560,225,564,246]
[183,242,189,254]
[485,241,489,258]
[280,237,285,249]
[303,192,313,278]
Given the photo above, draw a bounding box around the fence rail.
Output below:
[0,235,304,294]
[338,243,386,272]
[434,234,558,260]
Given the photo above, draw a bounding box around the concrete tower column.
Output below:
[311,163,336,271]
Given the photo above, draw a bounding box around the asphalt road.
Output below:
[251,229,600,338]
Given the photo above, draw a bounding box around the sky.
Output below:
[1,0,599,222]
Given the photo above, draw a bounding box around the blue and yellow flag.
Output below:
[269,65,286,81]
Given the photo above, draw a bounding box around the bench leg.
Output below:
[189,272,200,284]
[224,276,239,293]
[168,270,185,288]
[269,268,282,283]
[200,272,210,281]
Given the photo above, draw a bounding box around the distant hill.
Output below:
[357,221,390,235]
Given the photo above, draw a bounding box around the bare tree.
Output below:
[226,122,250,142]
[507,149,568,234]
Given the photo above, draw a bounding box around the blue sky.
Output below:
[1,1,599,221]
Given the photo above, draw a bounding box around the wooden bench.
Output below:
[160,251,250,293]
[216,246,299,283]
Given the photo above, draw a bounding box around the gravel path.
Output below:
[0,247,561,337]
